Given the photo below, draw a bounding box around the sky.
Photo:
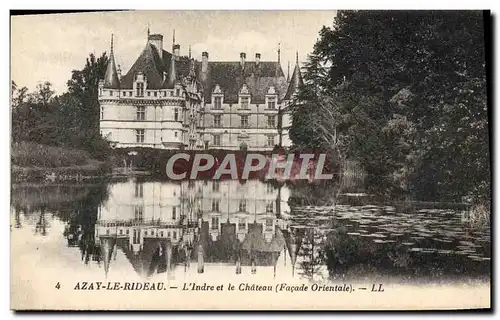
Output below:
[11,10,337,94]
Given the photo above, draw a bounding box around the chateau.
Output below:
[98,31,303,150]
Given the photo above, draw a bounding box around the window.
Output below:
[239,200,247,213]
[212,199,220,212]
[145,231,148,236]
[154,91,157,97]
[136,129,145,143]
[241,115,249,128]
[147,91,151,97]
[100,107,104,120]
[136,82,144,96]
[119,229,123,235]
[130,91,133,97]
[173,231,177,240]
[211,216,219,230]
[160,231,164,237]
[176,88,180,96]
[172,207,176,220]
[214,96,222,109]
[238,219,246,231]
[110,91,113,96]
[213,134,221,146]
[174,108,179,121]
[213,115,221,127]
[241,96,249,108]
[174,131,178,137]
[266,202,274,213]
[213,181,219,192]
[267,135,275,147]
[265,218,274,231]
[126,229,129,235]
[266,184,274,193]
[267,116,276,128]
[268,97,276,109]
[136,106,146,120]
[99,88,103,96]
[134,206,143,221]
[134,183,143,197]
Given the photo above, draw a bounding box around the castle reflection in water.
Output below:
[77,179,304,279]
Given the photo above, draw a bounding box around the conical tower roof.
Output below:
[284,52,303,100]
[103,34,120,89]
[101,237,117,278]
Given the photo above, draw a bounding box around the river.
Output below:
[10,178,490,285]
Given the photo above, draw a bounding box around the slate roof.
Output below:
[284,62,304,100]
[103,53,120,89]
[120,43,194,90]
[199,61,288,104]
[114,39,291,103]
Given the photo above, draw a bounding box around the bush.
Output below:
[11,141,92,168]
[466,201,490,229]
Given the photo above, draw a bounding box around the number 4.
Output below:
[55,282,60,289]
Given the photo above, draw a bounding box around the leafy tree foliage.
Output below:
[289,11,489,202]
[11,52,111,160]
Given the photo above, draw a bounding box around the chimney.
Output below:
[255,53,261,66]
[148,34,163,54]
[240,52,246,69]
[202,52,209,73]
[173,44,180,59]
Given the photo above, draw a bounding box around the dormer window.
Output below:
[268,97,276,109]
[214,96,222,109]
[265,86,278,110]
[134,73,146,97]
[136,82,144,97]
[241,97,249,109]
[239,84,250,108]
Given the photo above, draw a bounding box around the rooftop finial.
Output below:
[110,33,114,55]
[188,45,191,59]
[173,29,176,46]
[277,42,281,63]
[287,60,290,82]
[296,51,299,64]
[147,23,150,37]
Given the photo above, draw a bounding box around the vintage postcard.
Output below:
[10,10,491,310]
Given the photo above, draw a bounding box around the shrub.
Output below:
[467,201,490,229]
[11,141,92,168]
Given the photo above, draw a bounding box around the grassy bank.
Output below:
[11,141,111,181]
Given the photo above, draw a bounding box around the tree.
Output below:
[11,52,111,160]
[290,10,489,202]
[67,52,108,135]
